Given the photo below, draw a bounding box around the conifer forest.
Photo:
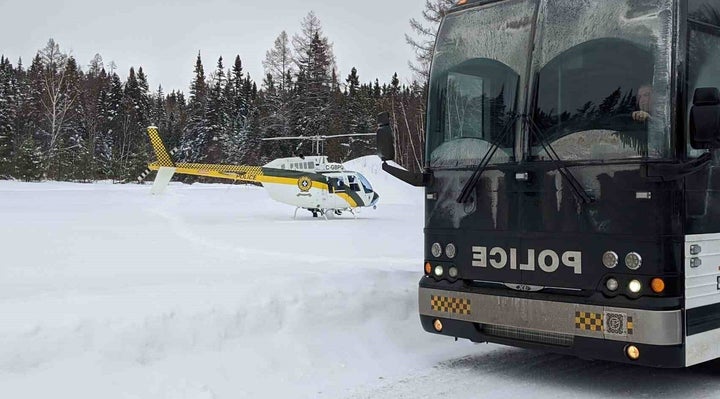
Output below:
[0,9,446,183]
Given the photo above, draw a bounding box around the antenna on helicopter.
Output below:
[262,133,375,156]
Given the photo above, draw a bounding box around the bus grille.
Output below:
[480,324,574,347]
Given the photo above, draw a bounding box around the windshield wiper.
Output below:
[457,114,519,203]
[526,117,594,204]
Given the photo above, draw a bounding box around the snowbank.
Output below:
[0,180,471,398]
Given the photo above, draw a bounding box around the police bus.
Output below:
[377,0,720,367]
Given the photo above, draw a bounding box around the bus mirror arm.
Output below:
[381,162,433,187]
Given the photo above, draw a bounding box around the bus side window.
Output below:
[688,2,720,157]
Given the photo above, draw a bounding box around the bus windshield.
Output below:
[427,0,536,169]
[530,0,674,161]
[427,0,675,166]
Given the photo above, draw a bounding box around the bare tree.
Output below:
[406,0,455,81]
[36,39,78,162]
[292,11,337,80]
[263,31,294,93]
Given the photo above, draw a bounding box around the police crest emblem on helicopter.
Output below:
[298,176,313,192]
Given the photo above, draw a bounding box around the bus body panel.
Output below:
[417,0,720,367]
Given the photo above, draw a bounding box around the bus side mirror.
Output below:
[690,87,720,149]
[376,112,396,162]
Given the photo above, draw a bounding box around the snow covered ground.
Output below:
[0,156,719,398]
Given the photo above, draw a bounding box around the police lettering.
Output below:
[472,246,582,274]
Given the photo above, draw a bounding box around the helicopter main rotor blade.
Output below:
[261,133,375,142]
[261,136,318,141]
[320,133,375,139]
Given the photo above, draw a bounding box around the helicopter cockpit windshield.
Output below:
[357,173,373,194]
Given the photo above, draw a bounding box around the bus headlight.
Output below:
[628,279,642,293]
[602,251,618,268]
[625,252,642,270]
[431,243,442,258]
[434,265,444,277]
[445,243,457,259]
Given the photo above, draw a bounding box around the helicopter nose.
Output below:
[370,192,380,206]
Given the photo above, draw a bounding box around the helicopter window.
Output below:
[357,174,373,193]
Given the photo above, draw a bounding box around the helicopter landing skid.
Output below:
[297,208,330,220]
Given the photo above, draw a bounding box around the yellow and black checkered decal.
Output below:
[148,126,174,167]
[627,316,634,335]
[431,295,471,315]
[575,311,603,332]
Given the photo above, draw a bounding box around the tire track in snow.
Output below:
[145,195,419,268]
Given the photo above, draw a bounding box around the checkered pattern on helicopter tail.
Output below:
[177,162,264,178]
[147,127,174,167]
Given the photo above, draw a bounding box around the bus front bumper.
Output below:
[419,286,686,368]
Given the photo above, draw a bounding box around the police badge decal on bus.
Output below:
[377,0,720,368]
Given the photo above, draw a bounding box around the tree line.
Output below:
[0,11,436,183]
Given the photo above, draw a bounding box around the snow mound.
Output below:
[343,155,423,206]
[0,181,477,399]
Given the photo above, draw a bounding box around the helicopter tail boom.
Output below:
[146,126,266,184]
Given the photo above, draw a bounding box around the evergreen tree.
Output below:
[163,90,187,152]
[81,54,109,180]
[103,72,124,179]
[0,56,17,177]
[206,56,227,163]
[14,135,43,181]
[181,52,209,164]
[92,69,114,179]
[292,31,334,155]
[61,56,89,180]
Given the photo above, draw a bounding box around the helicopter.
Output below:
[143,126,380,219]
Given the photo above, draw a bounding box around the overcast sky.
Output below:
[0,0,424,93]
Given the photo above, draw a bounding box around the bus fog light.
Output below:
[626,345,640,360]
[431,243,442,258]
[433,319,443,332]
[448,267,458,278]
[445,243,457,259]
[606,278,619,292]
[625,252,642,270]
[602,251,619,268]
[434,265,444,277]
[651,278,665,294]
[628,279,642,293]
